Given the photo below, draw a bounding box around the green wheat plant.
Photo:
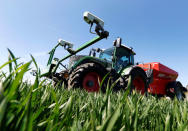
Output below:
[0,49,187,131]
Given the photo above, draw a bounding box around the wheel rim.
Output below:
[133,76,145,94]
[83,72,101,92]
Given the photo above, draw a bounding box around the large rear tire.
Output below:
[166,81,186,100]
[68,62,107,92]
[128,68,148,94]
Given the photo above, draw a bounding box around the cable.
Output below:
[89,23,96,34]
[59,63,67,70]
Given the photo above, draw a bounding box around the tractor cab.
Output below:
[113,45,135,72]
[99,39,135,72]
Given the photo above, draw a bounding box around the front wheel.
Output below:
[127,68,148,95]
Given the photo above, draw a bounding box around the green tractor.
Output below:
[39,11,151,94]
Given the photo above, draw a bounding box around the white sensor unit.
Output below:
[58,39,73,49]
[83,11,104,27]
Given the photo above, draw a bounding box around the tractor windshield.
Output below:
[99,47,114,63]
[114,47,134,71]
[99,47,134,71]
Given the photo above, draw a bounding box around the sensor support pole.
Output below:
[51,36,103,75]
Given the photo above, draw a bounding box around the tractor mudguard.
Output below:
[121,66,148,78]
[70,56,109,73]
[121,66,134,76]
[121,65,153,84]
[120,66,149,94]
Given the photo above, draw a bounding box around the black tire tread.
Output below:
[166,81,186,100]
[68,62,107,91]
[129,68,148,94]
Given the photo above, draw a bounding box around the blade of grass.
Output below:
[7,48,18,67]
[8,54,13,73]
[0,58,19,70]
[0,98,7,124]
[7,62,31,100]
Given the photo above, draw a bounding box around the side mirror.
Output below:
[113,37,122,47]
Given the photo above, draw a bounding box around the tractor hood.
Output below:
[70,55,111,70]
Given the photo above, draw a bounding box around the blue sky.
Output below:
[0,0,188,86]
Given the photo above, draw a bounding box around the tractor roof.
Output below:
[121,44,136,55]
